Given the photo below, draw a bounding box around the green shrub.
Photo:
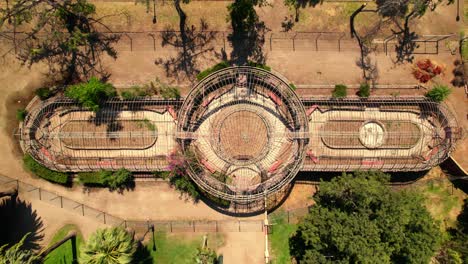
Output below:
[16,108,27,121]
[78,170,111,186]
[425,84,452,102]
[169,174,200,200]
[247,61,271,71]
[65,77,116,112]
[35,87,53,100]
[160,86,181,99]
[79,169,133,191]
[121,86,148,100]
[105,168,133,191]
[196,61,230,81]
[358,83,370,97]
[23,154,69,185]
[289,83,297,91]
[332,84,347,98]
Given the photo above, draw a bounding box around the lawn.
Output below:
[43,224,83,264]
[145,232,224,264]
[269,212,298,264]
[416,177,467,229]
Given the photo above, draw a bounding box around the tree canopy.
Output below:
[290,171,441,264]
[79,227,137,264]
[64,77,116,112]
[0,0,119,83]
[0,233,41,264]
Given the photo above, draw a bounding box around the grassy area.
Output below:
[43,224,83,264]
[416,178,467,229]
[269,212,297,264]
[146,232,224,263]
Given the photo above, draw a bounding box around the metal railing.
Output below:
[0,173,266,232]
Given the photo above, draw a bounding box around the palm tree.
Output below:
[79,227,137,264]
[0,233,41,264]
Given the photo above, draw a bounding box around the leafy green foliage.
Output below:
[78,169,133,191]
[332,84,347,98]
[425,84,452,102]
[194,246,217,264]
[169,174,200,201]
[247,61,271,71]
[358,83,370,97]
[290,171,441,264]
[78,170,112,186]
[289,83,297,91]
[120,86,148,100]
[196,61,230,81]
[446,198,468,263]
[147,79,181,99]
[0,233,41,264]
[106,168,133,191]
[160,86,181,100]
[23,154,69,185]
[79,227,137,264]
[65,77,116,111]
[16,108,27,121]
[35,87,53,100]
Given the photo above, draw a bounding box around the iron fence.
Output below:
[0,29,458,57]
[0,174,265,232]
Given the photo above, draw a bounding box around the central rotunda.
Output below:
[177,67,309,207]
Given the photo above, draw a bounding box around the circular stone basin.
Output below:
[359,121,385,148]
[218,110,270,163]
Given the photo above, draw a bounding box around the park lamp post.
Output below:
[153,0,157,24]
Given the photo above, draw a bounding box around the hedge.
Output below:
[23,154,69,185]
[78,169,133,191]
[78,171,111,186]
[196,61,230,81]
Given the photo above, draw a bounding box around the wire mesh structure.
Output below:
[20,96,182,172]
[177,67,310,208]
[301,97,461,171]
[19,66,462,212]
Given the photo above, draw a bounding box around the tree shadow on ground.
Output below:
[134,242,153,264]
[295,170,429,184]
[227,0,269,65]
[0,196,44,250]
[228,21,268,65]
[155,18,218,81]
[88,105,123,139]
